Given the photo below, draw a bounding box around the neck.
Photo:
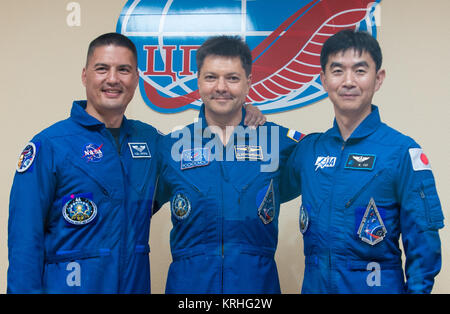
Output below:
[204,108,242,145]
[85,104,124,128]
[334,105,372,141]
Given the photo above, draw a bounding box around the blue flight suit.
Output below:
[285,105,444,293]
[8,100,161,293]
[157,105,302,293]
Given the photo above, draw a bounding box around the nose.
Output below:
[215,77,228,93]
[106,69,119,84]
[342,71,356,88]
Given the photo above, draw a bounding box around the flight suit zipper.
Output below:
[344,169,385,209]
[326,139,347,292]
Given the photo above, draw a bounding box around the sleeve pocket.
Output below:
[420,179,444,230]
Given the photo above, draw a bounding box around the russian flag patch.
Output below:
[287,129,304,142]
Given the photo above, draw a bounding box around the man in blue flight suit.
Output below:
[157,36,303,293]
[7,33,161,293]
[284,30,444,293]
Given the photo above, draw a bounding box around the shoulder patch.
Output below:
[286,129,305,142]
[409,148,431,171]
[16,142,38,173]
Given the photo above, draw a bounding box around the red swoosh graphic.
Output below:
[248,0,375,102]
[143,0,376,110]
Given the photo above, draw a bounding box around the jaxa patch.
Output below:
[128,142,151,158]
[287,129,304,142]
[16,142,37,173]
[82,143,104,163]
[62,194,98,226]
[314,156,336,171]
[181,147,210,170]
[235,145,263,161]
[357,198,387,245]
[172,193,191,220]
[257,179,275,224]
[299,204,309,234]
[345,154,376,170]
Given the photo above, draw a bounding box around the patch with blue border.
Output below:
[171,193,191,220]
[180,147,210,170]
[128,142,151,158]
[345,153,376,170]
[17,142,39,173]
[62,193,98,226]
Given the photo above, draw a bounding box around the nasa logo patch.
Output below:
[117,0,381,113]
[16,142,38,173]
[82,143,104,163]
[62,194,98,226]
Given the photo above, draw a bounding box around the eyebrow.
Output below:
[329,61,370,69]
[93,63,133,69]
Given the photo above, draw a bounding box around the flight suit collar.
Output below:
[194,104,248,139]
[196,104,247,128]
[327,105,382,141]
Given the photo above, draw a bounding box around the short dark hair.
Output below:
[86,32,138,66]
[320,29,382,72]
[196,35,252,76]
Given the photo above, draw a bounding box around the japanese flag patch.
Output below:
[409,148,431,171]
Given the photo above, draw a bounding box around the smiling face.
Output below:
[198,55,251,125]
[82,45,138,126]
[320,49,385,119]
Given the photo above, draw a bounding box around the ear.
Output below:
[320,70,328,92]
[375,69,386,92]
[81,67,87,87]
[246,73,252,90]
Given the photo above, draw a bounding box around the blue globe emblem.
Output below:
[117,0,380,113]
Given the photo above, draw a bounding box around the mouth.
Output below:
[211,95,233,102]
[102,88,123,98]
[339,93,359,99]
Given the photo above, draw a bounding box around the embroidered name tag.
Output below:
[345,154,376,170]
[180,147,210,170]
[235,145,263,161]
[128,142,151,158]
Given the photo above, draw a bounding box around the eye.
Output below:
[203,74,216,81]
[356,68,367,74]
[331,68,343,75]
[227,75,240,82]
[95,66,107,74]
[118,67,131,74]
